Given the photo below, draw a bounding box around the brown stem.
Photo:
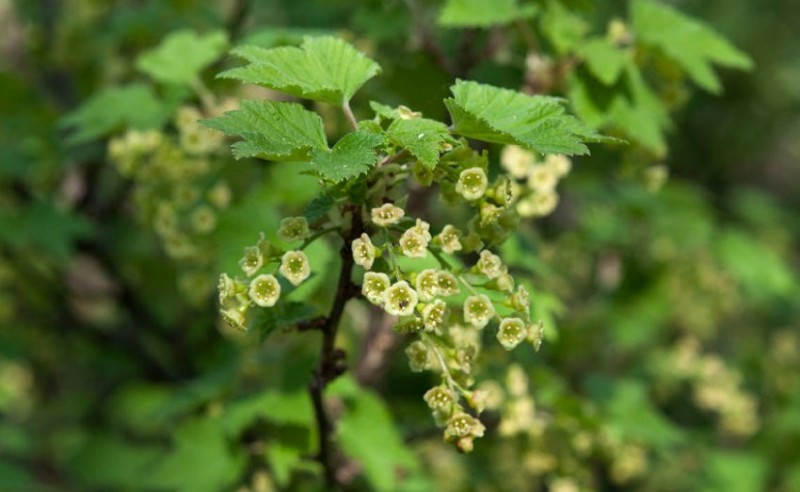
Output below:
[308,205,363,489]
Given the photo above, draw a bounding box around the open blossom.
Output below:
[511,284,531,314]
[527,164,558,192]
[501,145,535,179]
[517,190,559,217]
[279,251,311,286]
[445,412,486,452]
[352,233,376,270]
[221,306,247,331]
[436,225,463,254]
[436,271,460,297]
[399,219,432,258]
[464,294,495,329]
[406,340,434,372]
[415,269,439,301]
[497,317,528,350]
[278,216,309,242]
[371,203,405,226]
[424,385,456,412]
[476,250,503,279]
[248,274,281,307]
[423,299,448,332]
[218,273,236,305]
[239,245,264,277]
[362,272,390,305]
[383,281,419,316]
[545,154,572,178]
[455,167,488,201]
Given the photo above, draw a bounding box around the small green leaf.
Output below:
[61,84,165,144]
[632,0,753,94]
[250,301,317,341]
[136,30,228,85]
[578,38,627,85]
[202,100,328,161]
[225,390,314,435]
[304,194,335,222]
[219,36,381,104]
[439,0,536,28]
[311,131,385,182]
[386,118,451,169]
[446,80,612,156]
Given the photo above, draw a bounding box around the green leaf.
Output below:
[702,452,767,492]
[145,417,245,492]
[241,27,334,48]
[219,36,381,104]
[438,0,536,28]
[632,0,753,94]
[67,434,163,489]
[578,38,627,85]
[540,2,588,54]
[329,377,419,492]
[0,201,92,261]
[386,118,451,169]
[310,131,385,182]
[304,194,335,222]
[224,390,314,435]
[250,301,317,341]
[61,84,165,144]
[136,30,228,85]
[203,100,328,161]
[445,80,611,156]
[568,63,669,155]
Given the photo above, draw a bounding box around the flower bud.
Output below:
[371,203,405,227]
[221,306,247,331]
[545,154,572,178]
[279,251,311,286]
[362,272,391,305]
[497,317,528,350]
[248,274,281,307]
[511,285,531,314]
[383,281,419,316]
[455,168,488,201]
[464,294,495,329]
[278,217,310,243]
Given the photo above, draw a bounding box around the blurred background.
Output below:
[0,0,798,490]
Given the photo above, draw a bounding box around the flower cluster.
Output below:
[107,105,229,303]
[351,200,545,451]
[500,145,572,218]
[218,222,313,332]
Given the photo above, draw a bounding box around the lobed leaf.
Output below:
[218,36,381,104]
[136,30,228,85]
[578,38,627,86]
[446,80,613,156]
[386,118,451,169]
[632,0,753,94]
[310,131,385,182]
[61,84,165,144]
[202,100,328,161]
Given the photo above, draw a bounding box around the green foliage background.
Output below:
[1,0,798,491]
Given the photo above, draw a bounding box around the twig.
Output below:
[307,205,363,489]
